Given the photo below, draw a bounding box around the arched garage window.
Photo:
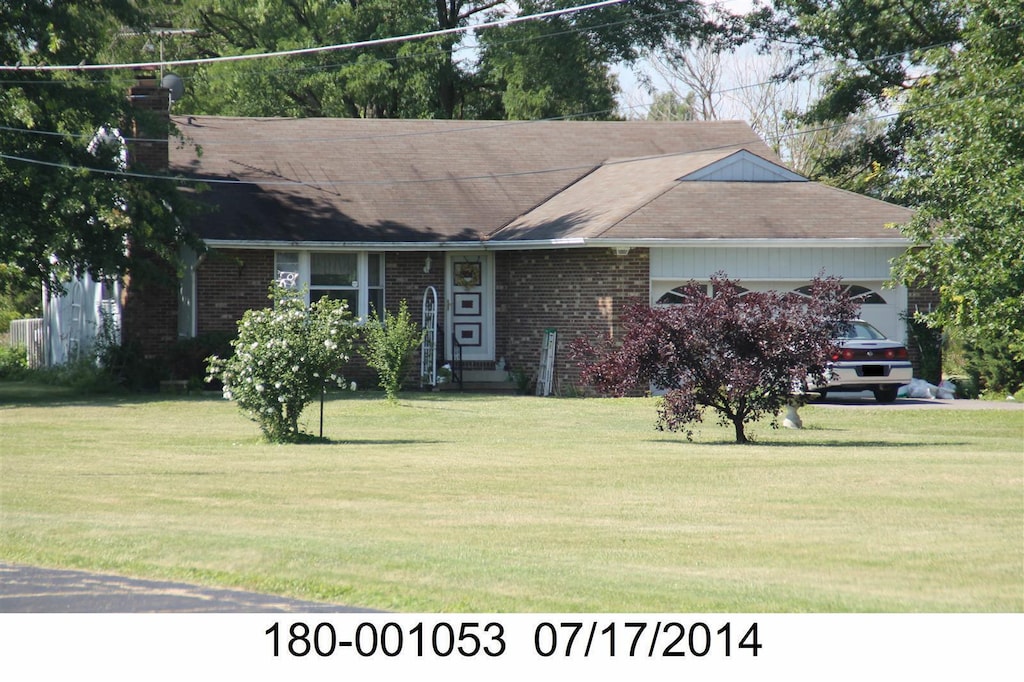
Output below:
[793,284,886,304]
[656,283,748,305]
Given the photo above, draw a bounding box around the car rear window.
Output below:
[837,321,887,340]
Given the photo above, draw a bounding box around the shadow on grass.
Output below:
[301,438,449,446]
[647,438,969,448]
[0,382,169,409]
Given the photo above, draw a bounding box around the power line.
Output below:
[3,81,1019,188]
[1,5,694,87]
[0,43,954,147]
[0,0,629,73]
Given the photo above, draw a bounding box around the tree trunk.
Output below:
[733,418,748,444]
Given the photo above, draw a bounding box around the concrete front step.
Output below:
[450,381,519,393]
[435,381,519,392]
[463,369,511,383]
[432,369,519,392]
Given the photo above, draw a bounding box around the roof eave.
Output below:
[202,236,911,251]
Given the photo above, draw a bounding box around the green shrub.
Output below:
[96,339,166,391]
[27,357,125,394]
[168,332,236,385]
[206,286,358,442]
[361,300,423,402]
[964,332,1024,397]
[904,315,943,385]
[0,344,28,380]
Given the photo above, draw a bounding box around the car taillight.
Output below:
[884,348,908,360]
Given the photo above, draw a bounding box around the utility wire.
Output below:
[0,5,692,88]
[0,42,959,147]
[3,81,1019,188]
[0,0,629,72]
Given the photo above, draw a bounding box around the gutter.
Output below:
[201,237,911,251]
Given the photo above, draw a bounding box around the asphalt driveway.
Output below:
[0,562,374,613]
[812,391,1024,409]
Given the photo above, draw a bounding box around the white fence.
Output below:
[8,318,45,368]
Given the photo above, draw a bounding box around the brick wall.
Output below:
[195,249,275,334]
[495,248,649,393]
[905,285,943,382]
[383,252,447,385]
[126,81,169,171]
[194,249,452,388]
[384,252,446,327]
[119,262,179,359]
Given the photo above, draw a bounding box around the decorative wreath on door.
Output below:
[454,262,481,288]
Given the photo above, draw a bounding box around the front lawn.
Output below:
[1,385,1021,612]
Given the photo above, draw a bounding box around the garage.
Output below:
[650,246,910,342]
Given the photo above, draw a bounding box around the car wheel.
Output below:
[873,386,899,403]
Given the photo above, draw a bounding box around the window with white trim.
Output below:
[275,252,300,288]
[794,284,886,304]
[656,283,748,305]
[274,251,384,318]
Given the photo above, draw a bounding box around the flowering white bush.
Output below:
[206,286,357,442]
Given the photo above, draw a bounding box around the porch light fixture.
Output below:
[612,247,631,257]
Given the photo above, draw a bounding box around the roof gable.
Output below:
[678,149,806,183]
[492,147,911,243]
[491,153,714,242]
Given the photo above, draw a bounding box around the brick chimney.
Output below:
[126,78,170,171]
[119,78,179,378]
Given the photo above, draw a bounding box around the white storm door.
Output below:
[447,252,495,362]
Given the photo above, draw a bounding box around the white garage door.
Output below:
[652,280,908,342]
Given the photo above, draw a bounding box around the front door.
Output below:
[447,252,494,363]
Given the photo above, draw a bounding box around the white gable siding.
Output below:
[679,150,806,183]
[651,245,904,281]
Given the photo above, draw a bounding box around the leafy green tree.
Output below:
[751,1,1022,386]
[890,0,1024,377]
[361,299,424,402]
[646,91,695,121]
[749,0,965,196]
[206,286,358,442]
[0,0,202,294]
[475,17,620,120]
[139,0,711,120]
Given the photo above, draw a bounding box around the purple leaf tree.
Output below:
[571,274,859,443]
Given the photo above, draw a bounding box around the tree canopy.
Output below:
[129,0,712,119]
[749,0,965,197]
[889,0,1024,363]
[747,0,1023,383]
[1,0,202,294]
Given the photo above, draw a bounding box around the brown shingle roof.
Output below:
[605,181,914,240]
[168,116,910,245]
[171,117,772,243]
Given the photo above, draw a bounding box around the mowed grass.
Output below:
[1,383,1021,612]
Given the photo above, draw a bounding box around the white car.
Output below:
[817,320,913,403]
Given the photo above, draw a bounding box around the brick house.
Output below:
[45,88,924,391]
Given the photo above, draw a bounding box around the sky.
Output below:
[614,0,761,119]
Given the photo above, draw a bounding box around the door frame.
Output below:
[446,251,495,363]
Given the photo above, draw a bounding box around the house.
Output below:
[44,82,923,392]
